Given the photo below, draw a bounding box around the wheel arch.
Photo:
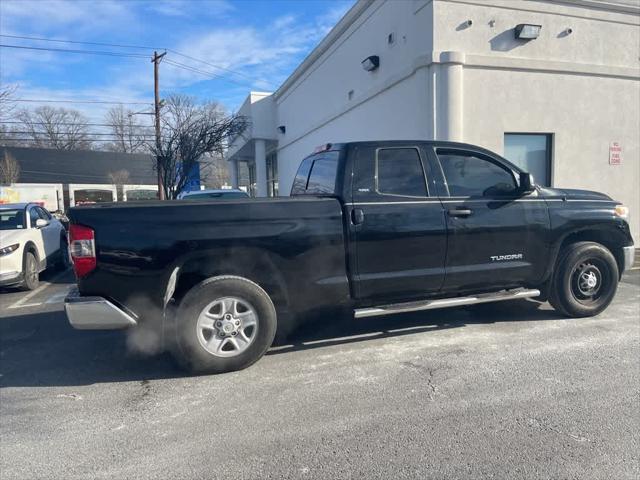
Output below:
[170,247,290,313]
[23,240,39,263]
[553,227,628,279]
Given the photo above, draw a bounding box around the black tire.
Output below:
[173,276,277,374]
[55,237,69,271]
[549,241,619,318]
[20,251,40,291]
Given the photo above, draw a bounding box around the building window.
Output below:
[266,152,278,197]
[504,133,552,187]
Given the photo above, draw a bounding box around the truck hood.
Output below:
[538,187,613,202]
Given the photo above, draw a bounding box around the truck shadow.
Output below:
[268,299,563,355]
[0,299,565,388]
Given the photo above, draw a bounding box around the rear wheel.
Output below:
[173,276,277,374]
[549,241,619,317]
[21,251,40,291]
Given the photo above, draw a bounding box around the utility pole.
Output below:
[152,51,167,200]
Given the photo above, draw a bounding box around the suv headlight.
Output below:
[615,205,629,220]
[0,243,19,256]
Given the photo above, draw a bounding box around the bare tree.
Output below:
[150,94,248,199]
[108,169,131,201]
[200,152,230,188]
[0,150,20,185]
[17,106,93,150]
[0,84,17,121]
[103,105,149,153]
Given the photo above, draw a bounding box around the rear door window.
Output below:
[377,148,427,197]
[291,151,339,195]
[291,157,314,195]
[306,154,338,194]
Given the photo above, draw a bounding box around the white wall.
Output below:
[277,71,433,192]
[275,0,435,192]
[251,0,640,241]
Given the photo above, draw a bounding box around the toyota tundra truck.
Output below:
[64,141,635,373]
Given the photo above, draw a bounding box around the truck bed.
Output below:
[68,197,351,321]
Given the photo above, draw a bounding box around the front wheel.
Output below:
[549,241,619,317]
[173,276,277,374]
[20,251,40,291]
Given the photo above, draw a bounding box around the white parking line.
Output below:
[7,270,70,310]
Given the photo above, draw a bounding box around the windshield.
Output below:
[0,209,26,230]
[183,191,248,200]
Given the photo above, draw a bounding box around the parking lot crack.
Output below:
[401,361,438,399]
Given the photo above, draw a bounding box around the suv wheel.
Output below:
[173,276,277,374]
[549,241,619,317]
[21,251,40,291]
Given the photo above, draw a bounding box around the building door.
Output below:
[431,147,550,291]
[504,133,552,186]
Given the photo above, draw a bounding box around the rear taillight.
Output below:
[69,224,96,277]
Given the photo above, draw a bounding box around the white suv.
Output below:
[0,203,68,290]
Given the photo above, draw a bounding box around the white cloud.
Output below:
[1,0,354,113]
[146,0,234,18]
[0,0,133,34]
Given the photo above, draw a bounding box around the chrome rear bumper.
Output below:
[65,289,137,330]
[622,246,635,273]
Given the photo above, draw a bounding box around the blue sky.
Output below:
[0,0,354,123]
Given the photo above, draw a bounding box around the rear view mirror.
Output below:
[519,172,535,194]
[35,218,49,228]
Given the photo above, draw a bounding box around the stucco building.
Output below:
[228,0,640,241]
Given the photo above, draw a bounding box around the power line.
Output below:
[0,34,156,51]
[167,49,260,84]
[0,43,149,58]
[13,99,153,105]
[0,33,262,88]
[164,59,252,88]
[5,131,156,137]
[0,121,154,128]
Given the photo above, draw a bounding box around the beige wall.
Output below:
[435,0,640,241]
[463,68,639,240]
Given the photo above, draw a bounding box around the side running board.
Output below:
[354,288,540,319]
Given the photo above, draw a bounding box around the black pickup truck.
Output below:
[65,141,634,373]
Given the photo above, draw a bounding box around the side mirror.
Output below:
[35,218,49,228]
[519,172,535,194]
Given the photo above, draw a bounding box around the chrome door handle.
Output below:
[448,208,472,217]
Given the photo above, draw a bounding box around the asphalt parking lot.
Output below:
[1,270,638,479]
